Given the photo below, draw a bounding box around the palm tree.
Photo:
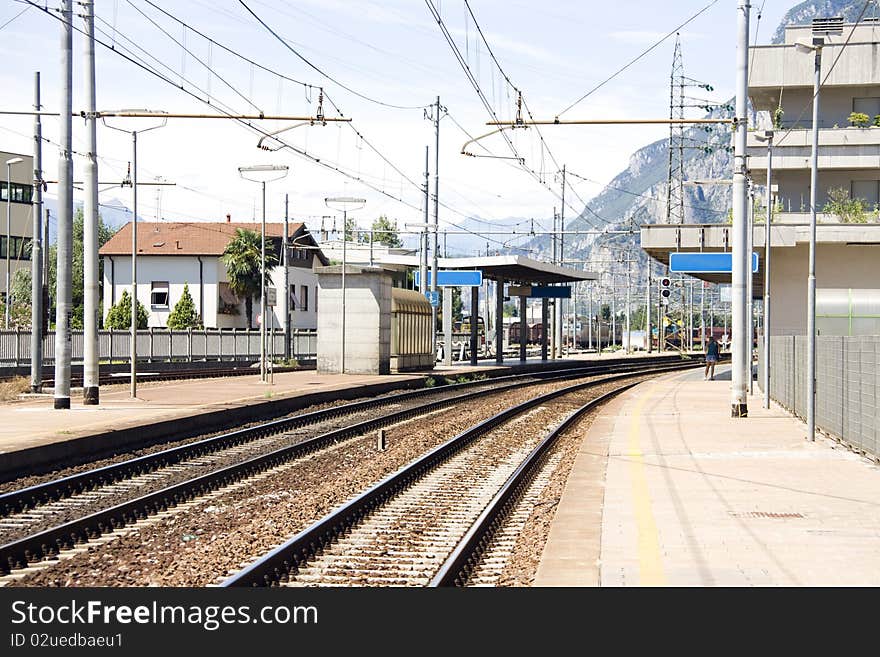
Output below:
[221,228,278,329]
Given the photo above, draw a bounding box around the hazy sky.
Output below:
[0,0,788,242]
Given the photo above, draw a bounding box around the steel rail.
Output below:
[221,362,698,587]
[0,358,678,516]
[0,360,686,573]
[429,383,637,586]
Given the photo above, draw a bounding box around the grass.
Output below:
[0,376,31,402]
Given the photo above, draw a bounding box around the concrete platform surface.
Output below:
[535,365,880,586]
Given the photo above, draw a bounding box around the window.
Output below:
[289,284,299,310]
[853,97,880,120]
[151,281,169,308]
[0,182,33,204]
[314,286,318,312]
[852,181,880,208]
[300,285,309,311]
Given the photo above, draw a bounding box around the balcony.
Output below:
[749,42,880,91]
[748,126,880,172]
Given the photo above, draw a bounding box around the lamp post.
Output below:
[754,130,774,409]
[325,196,366,374]
[4,157,23,329]
[103,111,167,398]
[238,164,289,383]
[795,36,824,441]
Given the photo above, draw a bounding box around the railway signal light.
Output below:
[660,277,671,299]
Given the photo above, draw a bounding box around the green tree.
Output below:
[105,289,148,329]
[370,215,403,248]
[166,283,201,329]
[824,187,868,223]
[221,228,277,329]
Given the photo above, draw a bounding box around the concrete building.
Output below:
[0,150,36,301]
[642,19,880,338]
[99,221,327,330]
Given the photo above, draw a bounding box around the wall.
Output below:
[0,150,36,294]
[768,243,880,335]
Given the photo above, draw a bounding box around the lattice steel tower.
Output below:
[666,34,685,225]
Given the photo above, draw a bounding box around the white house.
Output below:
[99,220,328,330]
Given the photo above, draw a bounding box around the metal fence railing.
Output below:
[0,328,317,367]
[762,335,879,460]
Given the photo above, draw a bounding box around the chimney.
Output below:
[176,240,181,249]
[226,213,231,223]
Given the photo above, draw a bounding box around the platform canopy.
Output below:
[373,254,597,285]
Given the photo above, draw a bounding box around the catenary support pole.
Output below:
[54,0,73,410]
[541,297,548,360]
[260,180,266,383]
[747,181,755,395]
[731,0,751,417]
[646,264,652,354]
[30,72,43,393]
[443,286,452,366]
[432,96,440,362]
[557,168,565,355]
[130,131,138,398]
[283,193,290,361]
[519,295,527,362]
[82,0,99,405]
[763,132,773,409]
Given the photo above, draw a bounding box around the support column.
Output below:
[495,279,504,364]
[519,295,527,362]
[442,286,452,366]
[469,285,479,366]
[541,297,548,361]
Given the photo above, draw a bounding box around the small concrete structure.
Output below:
[316,265,391,375]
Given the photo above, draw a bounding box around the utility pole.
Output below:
[283,193,290,361]
[587,283,593,350]
[54,0,73,410]
[625,263,631,354]
[431,96,441,361]
[82,0,99,405]
[731,0,751,417]
[30,72,43,393]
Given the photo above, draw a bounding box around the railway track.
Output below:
[0,358,687,578]
[222,363,697,587]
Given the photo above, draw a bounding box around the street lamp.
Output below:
[795,36,824,441]
[753,130,774,409]
[238,164,290,383]
[325,196,366,374]
[103,111,167,399]
[5,156,23,329]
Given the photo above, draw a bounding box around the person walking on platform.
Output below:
[704,335,720,380]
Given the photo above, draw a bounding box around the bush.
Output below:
[848,112,870,127]
[166,283,201,330]
[874,114,880,127]
[105,290,149,329]
[823,187,868,223]
[772,107,784,129]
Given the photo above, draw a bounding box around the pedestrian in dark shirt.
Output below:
[705,335,720,380]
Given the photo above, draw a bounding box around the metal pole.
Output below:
[341,209,346,374]
[260,181,266,382]
[550,209,557,359]
[82,0,99,405]
[700,282,706,351]
[43,208,49,332]
[747,182,754,395]
[763,132,773,409]
[4,165,9,330]
[807,44,821,440]
[588,284,593,350]
[541,297,548,360]
[420,146,428,295]
[30,72,43,393]
[731,0,750,417]
[432,96,440,362]
[625,266,631,354]
[469,285,478,366]
[557,168,565,356]
[130,131,137,399]
[495,279,504,364]
[54,0,73,410]
[519,294,527,362]
[283,193,290,361]
[646,264,652,354]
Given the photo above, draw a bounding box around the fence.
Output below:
[762,335,879,459]
[0,328,317,367]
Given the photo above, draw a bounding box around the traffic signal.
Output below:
[660,277,671,299]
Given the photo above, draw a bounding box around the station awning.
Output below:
[373,254,597,285]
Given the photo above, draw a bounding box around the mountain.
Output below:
[40,196,134,245]
[526,0,869,285]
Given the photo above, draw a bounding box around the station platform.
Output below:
[0,351,673,479]
[535,365,880,586]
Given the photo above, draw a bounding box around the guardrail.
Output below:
[0,328,317,367]
[761,335,879,460]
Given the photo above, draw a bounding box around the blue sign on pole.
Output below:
[668,252,758,274]
[413,270,483,287]
[425,290,440,307]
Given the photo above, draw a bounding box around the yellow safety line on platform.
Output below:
[627,383,666,586]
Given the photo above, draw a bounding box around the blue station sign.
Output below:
[669,252,758,274]
[507,285,571,299]
[413,270,483,287]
